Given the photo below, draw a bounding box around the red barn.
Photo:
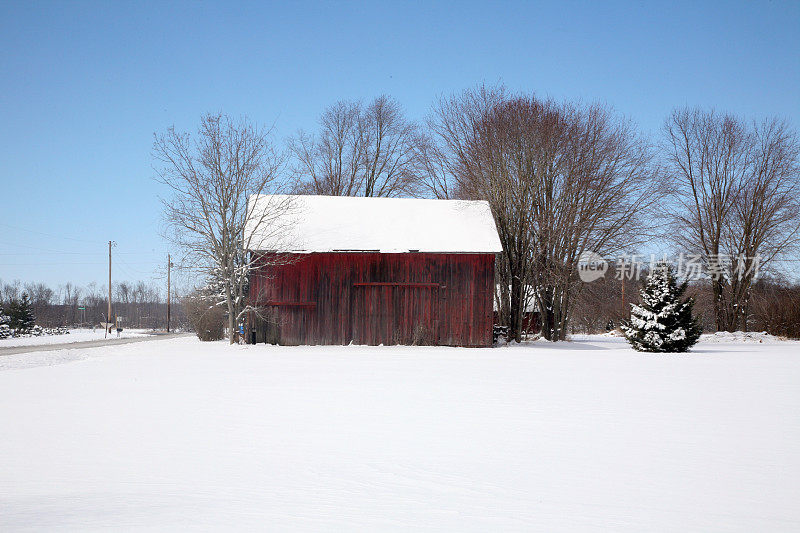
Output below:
[244,195,502,347]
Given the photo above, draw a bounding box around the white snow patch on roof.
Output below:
[246,195,503,253]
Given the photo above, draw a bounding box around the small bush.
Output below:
[184,296,225,341]
[411,324,435,346]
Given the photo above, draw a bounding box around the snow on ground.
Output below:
[0,328,150,347]
[0,335,798,531]
[701,331,788,343]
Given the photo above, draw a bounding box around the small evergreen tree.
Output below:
[8,294,36,332]
[5,299,19,331]
[622,264,702,352]
[0,308,11,338]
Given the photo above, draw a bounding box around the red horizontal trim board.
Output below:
[263,301,317,307]
[353,282,441,288]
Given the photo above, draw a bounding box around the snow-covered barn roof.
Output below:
[245,195,503,254]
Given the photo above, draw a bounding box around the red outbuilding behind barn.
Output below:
[244,195,502,347]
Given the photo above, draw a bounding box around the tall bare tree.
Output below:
[1,279,21,303]
[154,113,292,343]
[664,108,800,331]
[426,87,663,341]
[361,95,421,196]
[289,100,365,196]
[289,95,421,197]
[61,282,81,324]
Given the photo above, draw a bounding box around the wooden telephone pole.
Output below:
[167,254,172,333]
[106,240,112,339]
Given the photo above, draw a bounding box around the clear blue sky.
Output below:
[1,0,798,290]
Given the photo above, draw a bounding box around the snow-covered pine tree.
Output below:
[8,294,36,333]
[0,308,11,338]
[622,263,702,352]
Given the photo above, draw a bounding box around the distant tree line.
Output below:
[154,86,800,342]
[570,264,800,339]
[0,279,185,330]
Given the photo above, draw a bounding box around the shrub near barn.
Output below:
[184,294,225,341]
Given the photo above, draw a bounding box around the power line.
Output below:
[0,259,162,264]
[116,257,162,278]
[113,261,141,280]
[0,240,166,258]
[0,223,106,244]
[0,240,95,255]
[0,251,165,256]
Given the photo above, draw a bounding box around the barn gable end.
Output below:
[244,195,501,347]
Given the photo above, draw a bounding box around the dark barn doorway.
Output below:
[351,283,439,345]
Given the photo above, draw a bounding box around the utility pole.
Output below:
[106,240,112,339]
[167,253,172,333]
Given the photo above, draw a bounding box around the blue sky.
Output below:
[1,0,798,290]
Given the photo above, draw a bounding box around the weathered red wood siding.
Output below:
[248,252,495,347]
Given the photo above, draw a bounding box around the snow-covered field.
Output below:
[1,335,798,531]
[0,328,150,347]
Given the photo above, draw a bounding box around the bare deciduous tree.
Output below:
[289,100,364,196]
[154,113,293,343]
[289,96,422,197]
[749,276,800,339]
[361,95,421,197]
[415,131,453,199]
[426,86,663,341]
[1,279,21,303]
[61,282,81,324]
[664,108,800,331]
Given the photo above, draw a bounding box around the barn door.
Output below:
[351,283,439,345]
[252,309,281,344]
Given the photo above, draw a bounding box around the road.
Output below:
[0,333,192,357]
